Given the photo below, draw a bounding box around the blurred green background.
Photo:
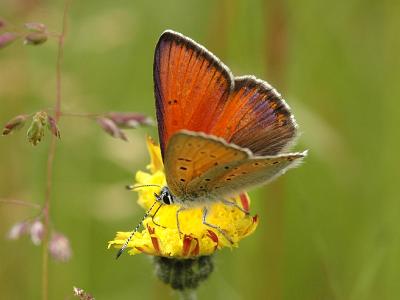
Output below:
[1,0,399,299]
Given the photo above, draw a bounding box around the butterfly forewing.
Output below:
[154,31,298,160]
[210,76,297,156]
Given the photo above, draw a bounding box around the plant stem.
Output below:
[54,1,69,122]
[59,111,101,119]
[0,199,40,209]
[41,1,70,300]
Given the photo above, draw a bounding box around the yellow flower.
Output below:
[108,136,259,258]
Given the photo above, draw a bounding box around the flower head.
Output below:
[109,136,259,258]
[7,221,30,240]
[30,219,44,245]
[49,232,72,262]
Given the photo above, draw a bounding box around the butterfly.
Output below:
[116,30,306,257]
[154,30,306,206]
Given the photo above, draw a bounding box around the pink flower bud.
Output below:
[49,232,72,262]
[0,32,18,49]
[2,114,29,135]
[24,32,47,45]
[30,220,44,245]
[105,112,154,129]
[97,117,127,141]
[47,115,60,139]
[24,22,46,32]
[7,221,30,240]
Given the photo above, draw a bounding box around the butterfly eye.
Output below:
[162,193,172,205]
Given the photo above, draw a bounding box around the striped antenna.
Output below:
[116,200,159,259]
[126,184,161,190]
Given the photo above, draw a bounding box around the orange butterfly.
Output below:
[154,30,306,205]
[117,30,306,257]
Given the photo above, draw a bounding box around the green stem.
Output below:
[0,198,40,209]
[41,1,70,300]
[59,111,101,119]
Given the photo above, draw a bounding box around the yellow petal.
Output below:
[146,135,163,173]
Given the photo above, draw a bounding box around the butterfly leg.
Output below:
[221,198,249,215]
[176,207,185,239]
[202,207,234,244]
[149,203,166,228]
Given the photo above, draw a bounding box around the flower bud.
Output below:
[0,32,18,49]
[27,111,47,146]
[49,232,72,262]
[7,221,30,240]
[24,22,46,32]
[47,115,60,139]
[24,32,47,45]
[30,220,44,245]
[97,117,127,141]
[105,112,154,129]
[2,114,29,135]
[0,19,6,28]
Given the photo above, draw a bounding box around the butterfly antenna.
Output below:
[126,184,161,190]
[116,200,158,259]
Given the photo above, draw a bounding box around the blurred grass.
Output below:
[0,0,399,299]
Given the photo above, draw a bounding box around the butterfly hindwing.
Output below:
[164,131,306,202]
[188,152,305,201]
[163,130,250,199]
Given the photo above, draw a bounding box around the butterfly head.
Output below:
[155,186,175,205]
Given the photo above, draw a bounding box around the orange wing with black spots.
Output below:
[154,30,297,158]
[163,130,249,199]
